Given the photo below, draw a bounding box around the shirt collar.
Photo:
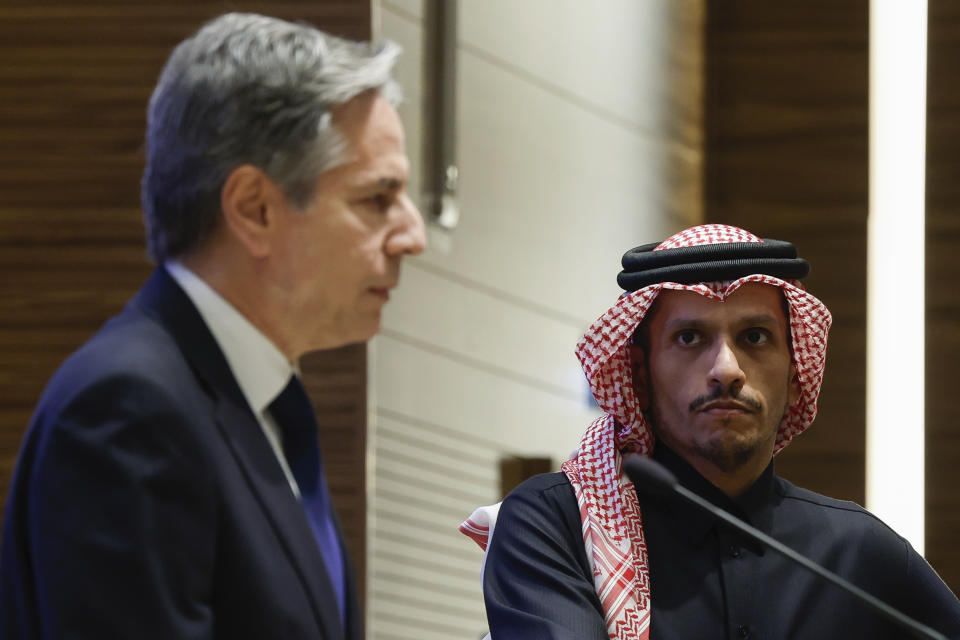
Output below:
[165,261,294,414]
[647,441,778,549]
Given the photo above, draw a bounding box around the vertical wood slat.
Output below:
[0,0,371,604]
[665,0,707,230]
[925,0,960,593]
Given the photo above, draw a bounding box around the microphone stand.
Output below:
[623,456,949,640]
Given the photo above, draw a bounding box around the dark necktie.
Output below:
[269,375,346,626]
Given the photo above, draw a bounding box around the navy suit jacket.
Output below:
[0,268,361,639]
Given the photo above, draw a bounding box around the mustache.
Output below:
[688,387,762,413]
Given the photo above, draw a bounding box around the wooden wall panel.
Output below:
[926,0,960,594]
[703,1,870,507]
[0,0,371,602]
[665,0,706,230]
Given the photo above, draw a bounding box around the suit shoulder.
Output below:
[78,304,186,373]
[47,306,191,397]
[27,307,213,447]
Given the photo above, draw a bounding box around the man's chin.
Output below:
[304,318,380,353]
[344,315,381,345]
[696,431,770,474]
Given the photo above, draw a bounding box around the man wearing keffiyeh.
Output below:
[461,224,960,639]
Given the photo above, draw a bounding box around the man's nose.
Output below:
[708,339,746,394]
[387,194,427,257]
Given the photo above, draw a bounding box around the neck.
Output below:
[656,436,774,499]
[694,460,766,498]
[178,249,300,364]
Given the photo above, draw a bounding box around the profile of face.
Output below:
[631,283,800,481]
[270,91,426,351]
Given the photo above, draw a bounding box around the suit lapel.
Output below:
[132,268,345,639]
[214,400,345,640]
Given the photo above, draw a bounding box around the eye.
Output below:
[674,330,701,346]
[359,193,391,212]
[742,328,770,346]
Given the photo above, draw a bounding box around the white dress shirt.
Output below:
[165,260,301,497]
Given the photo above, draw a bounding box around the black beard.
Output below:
[645,393,787,474]
[694,433,761,473]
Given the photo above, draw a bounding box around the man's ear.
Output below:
[629,344,650,411]
[220,164,286,259]
[788,363,801,409]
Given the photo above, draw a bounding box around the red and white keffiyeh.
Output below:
[462,224,832,640]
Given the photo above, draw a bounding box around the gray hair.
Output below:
[141,12,401,262]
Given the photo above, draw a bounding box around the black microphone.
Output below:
[623,455,949,640]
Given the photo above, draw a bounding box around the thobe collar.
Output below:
[647,441,779,554]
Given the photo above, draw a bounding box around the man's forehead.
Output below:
[648,283,787,325]
[318,95,409,189]
[332,91,405,150]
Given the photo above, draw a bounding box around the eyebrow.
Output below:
[347,175,403,193]
[663,313,782,333]
[740,313,781,327]
[377,177,402,190]
[663,318,708,334]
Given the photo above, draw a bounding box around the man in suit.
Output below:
[0,12,425,639]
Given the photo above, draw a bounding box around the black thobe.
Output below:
[484,444,960,639]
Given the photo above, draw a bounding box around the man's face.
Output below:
[271,91,425,351]
[633,283,800,476]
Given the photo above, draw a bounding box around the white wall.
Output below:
[369,2,681,637]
